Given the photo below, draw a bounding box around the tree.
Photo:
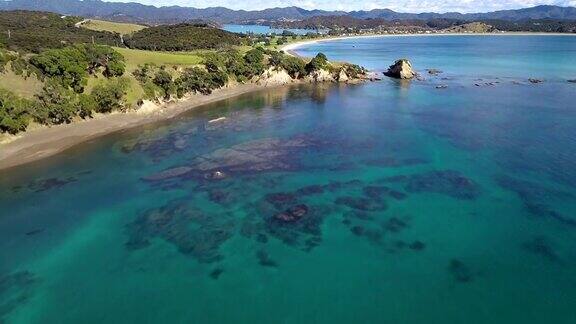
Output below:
[244,48,265,77]
[0,89,35,134]
[176,67,213,95]
[91,78,128,113]
[29,44,125,93]
[30,46,89,92]
[84,45,125,77]
[35,80,78,125]
[153,70,174,98]
[281,55,306,78]
[305,53,329,73]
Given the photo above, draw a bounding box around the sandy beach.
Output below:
[281,32,576,56]
[0,83,277,171]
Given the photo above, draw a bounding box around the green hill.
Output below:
[124,24,244,51]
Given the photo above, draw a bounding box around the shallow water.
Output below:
[1,36,576,324]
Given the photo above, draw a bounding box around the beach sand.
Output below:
[281,32,576,56]
[0,83,275,171]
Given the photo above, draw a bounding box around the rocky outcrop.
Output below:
[384,59,416,80]
[337,69,349,82]
[258,67,294,86]
[306,69,335,83]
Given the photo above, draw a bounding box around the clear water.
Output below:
[223,24,321,35]
[1,36,576,324]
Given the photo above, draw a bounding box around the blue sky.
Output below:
[106,0,576,12]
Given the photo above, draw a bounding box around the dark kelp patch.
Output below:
[20,176,78,193]
[256,249,279,268]
[365,157,429,168]
[448,259,474,283]
[0,271,37,321]
[241,194,329,252]
[522,236,563,264]
[209,268,224,280]
[496,175,576,227]
[335,196,388,212]
[363,185,407,201]
[381,170,481,200]
[382,217,410,234]
[125,200,234,263]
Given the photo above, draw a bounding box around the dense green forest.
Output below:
[124,24,245,51]
[0,11,122,53]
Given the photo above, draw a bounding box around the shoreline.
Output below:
[0,82,283,171]
[280,32,576,56]
[2,32,574,171]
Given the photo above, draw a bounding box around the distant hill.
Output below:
[0,1,575,24]
[0,10,122,53]
[348,5,576,21]
[276,15,469,29]
[275,14,576,34]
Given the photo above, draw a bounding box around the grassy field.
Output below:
[0,65,43,99]
[82,19,147,35]
[112,47,212,105]
[114,47,205,71]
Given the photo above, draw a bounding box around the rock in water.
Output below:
[384,59,416,79]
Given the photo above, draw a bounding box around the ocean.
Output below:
[1,35,576,323]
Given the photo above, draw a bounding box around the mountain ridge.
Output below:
[0,1,575,24]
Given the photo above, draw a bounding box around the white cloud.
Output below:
[108,0,576,13]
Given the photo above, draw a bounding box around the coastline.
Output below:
[2,31,574,171]
[280,32,576,56]
[0,82,280,171]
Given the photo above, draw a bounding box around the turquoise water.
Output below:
[1,36,576,323]
[223,24,321,35]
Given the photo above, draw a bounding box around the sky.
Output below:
[104,0,576,13]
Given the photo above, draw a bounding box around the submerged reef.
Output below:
[0,271,37,321]
[125,200,235,264]
[496,175,576,227]
[382,170,481,200]
[448,259,474,283]
[143,137,317,183]
[522,236,563,264]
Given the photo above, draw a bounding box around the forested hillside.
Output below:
[0,11,121,53]
[124,24,244,51]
